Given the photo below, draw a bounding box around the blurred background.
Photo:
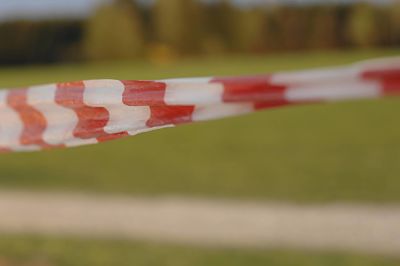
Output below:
[0,0,399,65]
[0,0,400,265]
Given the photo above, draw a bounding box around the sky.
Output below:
[0,0,110,21]
[0,0,394,22]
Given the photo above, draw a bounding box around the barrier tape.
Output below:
[0,57,399,152]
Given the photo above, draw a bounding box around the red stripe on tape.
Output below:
[122,80,166,106]
[7,89,51,148]
[56,81,127,141]
[362,69,400,80]
[122,80,195,127]
[147,106,195,127]
[362,69,400,96]
[0,147,11,153]
[213,76,288,103]
[381,79,400,95]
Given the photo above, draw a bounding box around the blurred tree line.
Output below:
[0,0,399,65]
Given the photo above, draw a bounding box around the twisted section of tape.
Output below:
[0,57,399,152]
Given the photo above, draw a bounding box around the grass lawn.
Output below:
[0,235,398,266]
[0,49,399,265]
[0,49,399,202]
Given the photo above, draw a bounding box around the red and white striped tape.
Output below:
[0,57,399,152]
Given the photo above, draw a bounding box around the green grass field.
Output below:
[0,49,399,202]
[0,49,399,265]
[0,235,399,266]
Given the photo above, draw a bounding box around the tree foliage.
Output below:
[84,0,144,61]
[152,0,205,54]
[347,3,380,48]
[0,0,399,64]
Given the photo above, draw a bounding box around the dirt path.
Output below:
[0,190,399,257]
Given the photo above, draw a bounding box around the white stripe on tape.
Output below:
[193,103,254,122]
[28,84,78,146]
[164,82,224,105]
[83,80,151,135]
[285,80,381,102]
